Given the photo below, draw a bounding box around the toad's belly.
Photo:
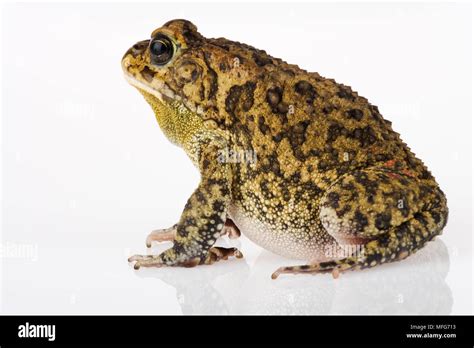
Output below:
[228,203,339,261]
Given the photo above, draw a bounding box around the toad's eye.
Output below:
[149,35,174,65]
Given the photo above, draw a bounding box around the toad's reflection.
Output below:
[133,239,452,314]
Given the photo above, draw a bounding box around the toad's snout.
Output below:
[122,39,150,75]
[124,40,150,59]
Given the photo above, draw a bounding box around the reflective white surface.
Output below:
[132,238,455,315]
[1,2,472,314]
[0,234,459,314]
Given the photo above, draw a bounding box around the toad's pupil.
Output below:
[151,40,169,56]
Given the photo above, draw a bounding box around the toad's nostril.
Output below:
[132,40,150,54]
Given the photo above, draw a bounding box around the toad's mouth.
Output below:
[122,71,205,117]
[122,72,176,105]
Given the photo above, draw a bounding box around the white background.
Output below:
[1,1,472,314]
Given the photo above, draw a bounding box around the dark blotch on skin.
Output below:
[225,82,256,116]
[420,169,433,180]
[414,212,428,226]
[219,62,228,72]
[276,103,289,115]
[183,216,196,227]
[327,192,340,209]
[206,70,218,100]
[336,204,351,218]
[241,83,256,110]
[351,126,377,147]
[378,233,391,247]
[203,52,219,100]
[191,69,199,82]
[290,172,301,184]
[225,86,243,115]
[202,159,210,170]
[212,200,226,213]
[258,115,270,135]
[272,132,283,142]
[346,109,364,121]
[266,87,282,107]
[180,21,203,47]
[366,252,382,264]
[337,85,355,101]
[322,106,335,115]
[264,86,289,122]
[302,181,323,196]
[260,153,281,176]
[327,123,345,143]
[281,185,291,202]
[288,120,310,160]
[319,261,337,268]
[199,85,205,101]
[260,179,274,199]
[354,210,368,230]
[141,66,155,83]
[195,191,207,204]
[294,80,317,104]
[253,52,273,66]
[375,212,392,230]
[431,211,441,225]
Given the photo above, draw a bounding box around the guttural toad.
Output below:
[122,20,448,278]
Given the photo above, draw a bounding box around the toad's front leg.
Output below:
[145,218,241,247]
[129,139,241,269]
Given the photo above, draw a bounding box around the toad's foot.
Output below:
[128,253,203,269]
[222,219,241,239]
[204,247,243,265]
[129,246,243,270]
[146,224,177,247]
[128,254,165,270]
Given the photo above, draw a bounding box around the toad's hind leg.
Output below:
[272,168,448,279]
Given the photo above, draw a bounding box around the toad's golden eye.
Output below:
[149,35,174,65]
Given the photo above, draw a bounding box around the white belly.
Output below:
[228,204,338,262]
